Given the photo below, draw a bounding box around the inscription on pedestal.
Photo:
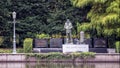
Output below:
[62,44,89,53]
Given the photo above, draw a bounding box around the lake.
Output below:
[0,63,119,68]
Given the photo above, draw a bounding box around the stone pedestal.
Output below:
[62,44,89,53]
[107,48,115,53]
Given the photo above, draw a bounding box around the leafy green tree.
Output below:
[0,0,89,47]
[71,0,120,47]
[71,0,120,37]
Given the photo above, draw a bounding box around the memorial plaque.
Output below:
[94,38,107,48]
[34,39,48,48]
[50,38,62,48]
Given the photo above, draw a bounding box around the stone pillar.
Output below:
[80,31,84,44]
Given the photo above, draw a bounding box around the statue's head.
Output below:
[66,19,70,24]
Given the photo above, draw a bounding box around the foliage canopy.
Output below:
[0,0,89,47]
[71,0,120,37]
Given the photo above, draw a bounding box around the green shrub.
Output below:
[51,34,62,38]
[26,52,64,59]
[36,33,50,39]
[0,48,23,53]
[115,41,120,53]
[17,48,24,53]
[0,48,12,53]
[23,38,33,53]
[26,52,95,60]
[70,52,81,58]
[80,52,95,59]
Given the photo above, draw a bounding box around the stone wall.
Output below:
[0,53,25,62]
[0,53,119,62]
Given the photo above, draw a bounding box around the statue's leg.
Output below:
[70,32,73,43]
[66,31,69,44]
[68,33,70,43]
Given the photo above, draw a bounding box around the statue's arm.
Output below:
[70,23,73,28]
[64,23,67,29]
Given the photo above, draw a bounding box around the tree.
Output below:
[0,0,89,47]
[71,0,120,37]
[71,0,120,47]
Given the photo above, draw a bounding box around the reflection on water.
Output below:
[0,63,119,68]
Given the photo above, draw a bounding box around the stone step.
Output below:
[33,48,109,53]
[33,48,62,53]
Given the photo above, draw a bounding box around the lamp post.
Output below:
[12,11,17,54]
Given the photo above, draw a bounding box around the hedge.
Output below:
[23,38,33,53]
[115,41,120,53]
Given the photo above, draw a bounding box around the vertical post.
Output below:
[80,31,84,44]
[12,12,17,54]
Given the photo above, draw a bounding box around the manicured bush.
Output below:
[23,38,33,53]
[115,41,120,53]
